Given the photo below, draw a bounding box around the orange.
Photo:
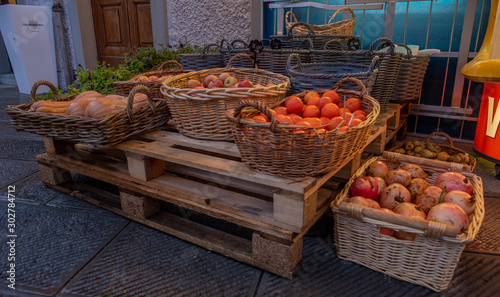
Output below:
[320,117,331,126]
[251,115,268,123]
[353,114,367,122]
[293,120,313,133]
[338,126,351,133]
[323,90,339,105]
[285,96,304,114]
[302,105,321,118]
[304,91,320,104]
[275,114,294,124]
[353,110,367,117]
[259,112,269,121]
[318,96,333,109]
[306,96,321,107]
[288,114,303,124]
[349,118,363,127]
[321,103,340,118]
[345,98,361,113]
[303,117,323,127]
[327,116,347,131]
[275,106,289,115]
[285,95,300,105]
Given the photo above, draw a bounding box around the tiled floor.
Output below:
[1,85,500,297]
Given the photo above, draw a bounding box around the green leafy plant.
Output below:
[75,63,133,95]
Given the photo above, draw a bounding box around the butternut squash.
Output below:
[131,93,149,109]
[66,95,102,116]
[74,91,102,101]
[84,97,127,120]
[29,100,72,114]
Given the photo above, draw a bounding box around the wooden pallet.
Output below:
[36,130,364,279]
[364,103,409,154]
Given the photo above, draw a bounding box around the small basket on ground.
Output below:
[225,77,380,177]
[6,81,170,146]
[270,21,360,51]
[113,60,191,99]
[179,43,226,71]
[286,53,379,93]
[160,53,290,141]
[310,37,403,110]
[331,152,484,291]
[285,7,356,36]
[388,44,431,103]
[220,39,312,76]
[389,132,476,172]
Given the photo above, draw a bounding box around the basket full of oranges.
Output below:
[225,77,380,177]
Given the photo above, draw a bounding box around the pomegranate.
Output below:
[379,183,412,210]
[401,164,427,179]
[350,176,379,200]
[444,190,476,216]
[367,160,390,178]
[415,185,444,214]
[393,202,426,241]
[434,172,473,195]
[407,178,430,203]
[378,208,396,236]
[373,177,387,200]
[427,202,469,230]
[347,196,370,207]
[385,169,412,186]
[366,199,381,209]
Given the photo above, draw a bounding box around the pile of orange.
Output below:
[250,90,368,133]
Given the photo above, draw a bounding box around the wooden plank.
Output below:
[120,190,160,218]
[44,137,75,154]
[37,153,300,238]
[386,103,401,130]
[125,151,165,181]
[38,162,72,186]
[115,139,316,196]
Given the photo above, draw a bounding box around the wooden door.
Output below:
[91,0,153,68]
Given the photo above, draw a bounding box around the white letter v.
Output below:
[486,96,500,138]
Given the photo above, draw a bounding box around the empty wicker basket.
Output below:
[285,7,356,36]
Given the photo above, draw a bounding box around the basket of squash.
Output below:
[6,80,170,145]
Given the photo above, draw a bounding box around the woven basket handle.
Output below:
[425,132,455,147]
[157,60,183,71]
[328,7,355,24]
[369,37,396,55]
[125,85,155,122]
[331,77,368,97]
[232,99,279,132]
[396,43,413,58]
[231,39,248,49]
[297,38,314,50]
[219,39,232,51]
[286,53,303,72]
[30,80,61,104]
[323,39,346,51]
[287,22,316,38]
[226,53,257,70]
[368,56,380,75]
[285,11,299,26]
[201,43,221,56]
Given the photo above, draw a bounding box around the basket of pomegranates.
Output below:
[160,53,290,141]
[330,151,485,292]
[225,77,380,177]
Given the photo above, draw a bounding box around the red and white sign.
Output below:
[474,82,500,161]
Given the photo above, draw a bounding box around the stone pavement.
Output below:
[1,85,500,297]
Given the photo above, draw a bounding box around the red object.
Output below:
[474,83,500,162]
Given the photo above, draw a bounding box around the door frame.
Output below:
[67,0,168,70]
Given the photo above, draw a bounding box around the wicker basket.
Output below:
[286,53,379,93]
[225,77,380,177]
[331,153,485,292]
[310,37,403,110]
[389,132,477,172]
[285,7,356,36]
[220,39,312,76]
[113,60,191,99]
[179,43,226,71]
[388,44,431,103]
[6,81,170,146]
[159,54,290,141]
[270,21,360,51]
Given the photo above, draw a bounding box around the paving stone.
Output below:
[0,159,38,188]
[0,202,128,295]
[47,193,113,214]
[61,222,261,297]
[0,172,59,204]
[466,197,500,254]
[0,139,45,161]
[0,120,43,141]
[256,235,500,297]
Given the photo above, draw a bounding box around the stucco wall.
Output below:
[166,0,252,47]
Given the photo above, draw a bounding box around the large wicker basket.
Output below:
[270,22,360,51]
[113,60,191,99]
[220,39,312,76]
[310,38,403,110]
[331,153,484,292]
[225,77,380,177]
[6,81,170,146]
[285,7,356,36]
[179,43,226,71]
[389,132,476,172]
[389,44,431,103]
[160,54,290,141]
[286,53,379,93]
